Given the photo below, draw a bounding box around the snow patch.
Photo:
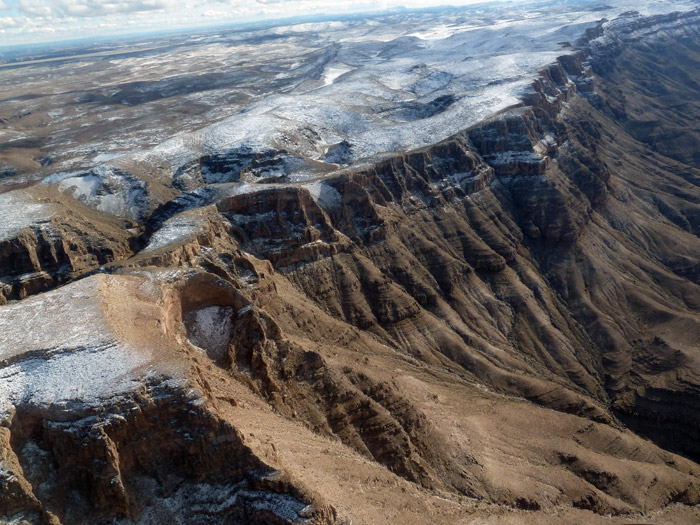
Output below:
[228,210,276,224]
[485,151,546,165]
[184,306,233,361]
[409,24,480,41]
[142,215,204,253]
[44,165,149,220]
[0,342,154,421]
[92,152,122,163]
[322,64,354,86]
[303,181,342,210]
[116,479,309,524]
[0,191,55,242]
[0,277,158,421]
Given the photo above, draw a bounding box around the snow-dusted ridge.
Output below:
[0,274,186,422]
[79,0,700,188]
[141,213,206,253]
[1,1,696,239]
[0,191,55,242]
[41,165,150,221]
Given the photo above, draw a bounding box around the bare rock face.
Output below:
[3,7,700,525]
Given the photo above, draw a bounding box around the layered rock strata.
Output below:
[2,7,700,524]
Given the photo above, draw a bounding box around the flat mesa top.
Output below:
[0,273,187,420]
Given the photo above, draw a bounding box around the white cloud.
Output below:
[15,0,54,17]
[16,0,184,18]
[1,0,502,46]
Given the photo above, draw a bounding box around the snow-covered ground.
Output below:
[0,274,184,421]
[1,0,698,237]
[0,191,55,241]
[2,0,696,187]
[303,180,343,211]
[141,213,206,253]
[80,0,700,184]
[184,305,234,360]
[121,478,311,524]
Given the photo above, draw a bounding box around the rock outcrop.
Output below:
[3,7,700,525]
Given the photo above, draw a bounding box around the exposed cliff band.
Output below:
[2,6,700,524]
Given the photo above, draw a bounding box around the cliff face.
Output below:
[3,8,700,525]
[0,187,138,305]
[0,270,336,525]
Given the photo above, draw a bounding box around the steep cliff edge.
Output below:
[3,7,700,525]
[0,271,336,524]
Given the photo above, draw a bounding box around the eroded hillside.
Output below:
[2,4,700,524]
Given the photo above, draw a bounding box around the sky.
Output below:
[0,0,506,47]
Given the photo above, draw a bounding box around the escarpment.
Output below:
[3,7,700,525]
[0,270,336,525]
[3,385,312,525]
[0,190,137,304]
[168,14,700,503]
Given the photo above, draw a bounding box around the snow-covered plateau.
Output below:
[0,1,696,233]
[0,273,187,422]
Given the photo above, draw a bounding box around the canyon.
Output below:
[1,1,700,523]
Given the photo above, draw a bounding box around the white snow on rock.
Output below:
[0,275,179,422]
[142,214,205,253]
[138,130,205,172]
[92,152,123,163]
[228,210,276,225]
[116,479,309,524]
[43,165,149,220]
[303,180,342,210]
[117,0,699,182]
[23,0,692,190]
[590,7,700,56]
[322,64,354,86]
[184,306,233,361]
[218,182,286,199]
[1,276,108,360]
[4,0,696,187]
[0,191,55,242]
[486,151,546,165]
[0,341,152,421]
